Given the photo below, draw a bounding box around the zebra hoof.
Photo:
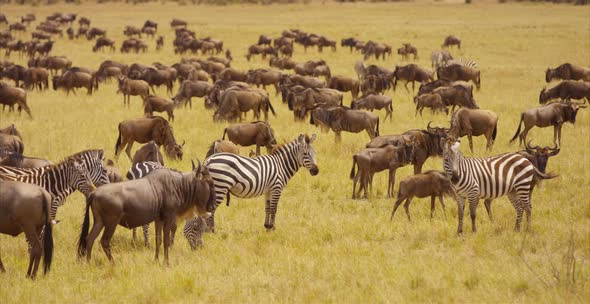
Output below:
[264,224,275,231]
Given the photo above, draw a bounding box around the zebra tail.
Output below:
[42,192,53,274]
[115,123,122,154]
[509,114,523,143]
[349,156,357,180]
[492,123,497,141]
[77,193,93,258]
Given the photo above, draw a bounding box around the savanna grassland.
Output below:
[1,1,589,303]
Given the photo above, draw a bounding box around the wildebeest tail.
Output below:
[349,156,357,180]
[509,113,523,143]
[375,118,380,137]
[42,192,53,274]
[266,97,276,116]
[77,193,93,258]
[492,123,497,141]
[115,123,122,154]
[222,128,228,140]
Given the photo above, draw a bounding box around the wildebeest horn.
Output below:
[427,121,434,131]
[525,140,538,152]
[548,142,560,156]
[181,140,186,147]
[191,159,196,170]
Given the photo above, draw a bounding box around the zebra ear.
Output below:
[298,134,305,144]
[309,134,317,143]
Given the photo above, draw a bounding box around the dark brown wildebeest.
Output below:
[79,17,91,27]
[156,35,164,50]
[278,44,293,57]
[85,27,106,40]
[0,81,32,118]
[442,35,461,49]
[349,144,409,199]
[0,180,53,279]
[172,80,212,108]
[0,133,24,154]
[0,64,26,87]
[483,141,560,222]
[539,80,590,104]
[413,93,448,116]
[141,67,176,94]
[341,37,361,52]
[351,94,393,121]
[92,37,115,52]
[328,75,360,99]
[123,26,142,38]
[390,170,452,221]
[205,80,250,108]
[417,79,452,95]
[431,85,478,112]
[171,18,188,28]
[270,56,297,70]
[30,56,72,75]
[115,116,184,160]
[246,69,282,95]
[318,36,337,52]
[78,163,215,265]
[52,70,94,95]
[143,95,178,121]
[24,67,49,91]
[97,60,127,78]
[218,67,248,82]
[141,27,156,38]
[510,100,587,146]
[288,87,343,120]
[362,41,392,61]
[392,64,434,92]
[120,38,147,53]
[367,123,449,174]
[437,64,481,90]
[117,76,150,106]
[222,121,277,156]
[312,65,331,81]
[9,22,27,32]
[281,74,325,88]
[205,139,240,158]
[448,108,498,153]
[31,31,51,40]
[3,40,25,57]
[131,141,165,168]
[143,20,158,30]
[246,44,277,61]
[0,14,8,24]
[397,43,418,60]
[545,63,590,82]
[294,60,326,77]
[258,35,272,45]
[213,88,275,122]
[0,152,51,168]
[28,40,54,57]
[309,106,379,142]
[274,35,294,48]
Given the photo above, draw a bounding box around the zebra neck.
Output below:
[271,143,300,180]
[443,150,464,178]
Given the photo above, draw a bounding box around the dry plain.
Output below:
[0,1,589,303]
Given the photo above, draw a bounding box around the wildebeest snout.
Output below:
[309,164,319,176]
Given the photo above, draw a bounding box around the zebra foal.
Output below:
[442,138,556,233]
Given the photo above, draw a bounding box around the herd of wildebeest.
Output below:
[0,11,589,280]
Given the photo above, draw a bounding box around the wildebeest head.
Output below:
[426,121,449,156]
[191,159,216,215]
[539,87,549,104]
[524,140,559,173]
[562,100,587,124]
[165,139,184,160]
[52,75,61,90]
[295,133,319,176]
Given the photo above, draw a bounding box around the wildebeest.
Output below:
[392,64,434,92]
[217,67,248,82]
[294,60,326,77]
[205,139,240,158]
[120,38,147,53]
[52,70,94,95]
[437,64,481,90]
[246,45,277,61]
[213,88,275,122]
[143,95,178,121]
[0,152,51,168]
[431,85,478,111]
[351,94,393,121]
[78,163,215,264]
[0,81,32,118]
[309,106,379,142]
[103,159,122,183]
[92,37,115,52]
[288,88,343,120]
[114,116,184,160]
[328,75,360,99]
[24,67,49,91]
[170,18,188,28]
[269,56,297,70]
[246,68,282,95]
[0,64,26,87]
[0,124,22,139]
[222,121,276,156]
[442,35,461,49]
[545,63,590,82]
[0,180,53,279]
[257,35,272,45]
[397,43,418,60]
[0,133,24,154]
[172,80,212,108]
[349,144,409,199]
[29,56,72,75]
[539,80,590,104]
[117,76,150,106]
[413,93,448,116]
[431,50,453,69]
[448,108,498,152]
[390,170,452,221]
[141,67,176,94]
[510,100,587,146]
[86,27,106,40]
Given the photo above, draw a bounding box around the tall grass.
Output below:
[0,2,589,303]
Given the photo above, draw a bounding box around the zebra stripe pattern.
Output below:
[443,139,545,233]
[446,58,478,70]
[0,149,109,220]
[183,134,319,247]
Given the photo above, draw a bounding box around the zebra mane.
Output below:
[47,149,104,169]
[270,138,297,154]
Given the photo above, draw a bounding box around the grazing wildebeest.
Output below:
[483,140,560,222]
[258,35,272,45]
[117,76,150,106]
[437,64,481,90]
[413,93,448,116]
[431,85,478,112]
[442,35,461,49]
[24,67,49,91]
[349,144,410,199]
[130,141,165,171]
[510,100,587,146]
[312,65,331,81]
[246,44,277,61]
[397,43,418,60]
[246,69,282,95]
[123,26,142,38]
[120,38,147,53]
[294,60,326,77]
[52,70,94,95]
[77,163,215,264]
[0,124,22,139]
[143,95,178,121]
[172,80,212,108]
[288,88,343,120]
[0,64,26,87]
[269,56,297,70]
[309,106,379,142]
[545,63,590,82]
[205,140,240,158]
[217,67,248,82]
[222,121,277,156]
[0,152,51,168]
[390,170,452,221]
[0,180,53,279]
[351,94,393,121]
[115,116,184,160]
[328,75,360,99]
[213,88,275,122]
[141,67,175,94]
[0,81,32,118]
[392,64,434,92]
[0,133,24,154]
[92,37,115,52]
[448,108,498,153]
[104,159,122,183]
[539,80,590,104]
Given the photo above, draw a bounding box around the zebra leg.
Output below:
[143,224,150,247]
[468,197,479,233]
[508,193,524,232]
[205,209,216,233]
[523,198,532,231]
[455,196,466,234]
[264,190,282,230]
[184,217,205,250]
[484,199,494,222]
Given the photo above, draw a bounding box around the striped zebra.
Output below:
[183,134,319,246]
[442,138,556,233]
[446,58,478,70]
[0,149,109,221]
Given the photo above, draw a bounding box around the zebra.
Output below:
[431,50,453,70]
[0,149,109,221]
[446,58,478,70]
[442,138,557,234]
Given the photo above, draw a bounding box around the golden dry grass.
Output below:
[0,1,589,303]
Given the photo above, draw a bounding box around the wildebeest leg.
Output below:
[468,133,474,153]
[430,195,436,220]
[163,217,174,266]
[256,144,261,156]
[150,85,156,95]
[468,197,479,233]
[143,224,150,247]
[154,219,163,261]
[556,123,563,146]
[390,195,406,220]
[274,84,280,96]
[23,225,41,279]
[84,218,104,262]
[0,244,5,272]
[520,124,533,146]
[170,221,177,246]
[100,222,117,262]
[404,81,410,93]
[125,141,134,161]
[335,132,342,143]
[484,199,494,222]
[439,195,447,218]
[403,197,413,222]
